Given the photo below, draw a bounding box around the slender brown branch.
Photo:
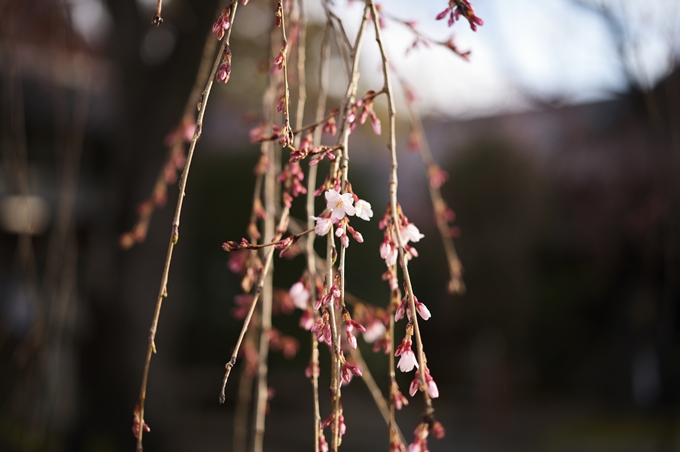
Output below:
[122,1,223,249]
[398,75,465,294]
[134,3,239,451]
[307,18,331,452]
[326,5,371,450]
[367,0,434,420]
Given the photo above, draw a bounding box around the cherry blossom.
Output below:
[325,189,356,222]
[402,223,424,243]
[310,215,332,236]
[395,337,419,372]
[354,199,373,221]
[363,320,386,343]
[289,281,309,310]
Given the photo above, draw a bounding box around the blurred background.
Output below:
[1,0,680,451]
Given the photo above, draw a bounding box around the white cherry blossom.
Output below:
[310,216,332,236]
[354,199,373,221]
[401,223,424,244]
[325,189,356,222]
[289,282,309,310]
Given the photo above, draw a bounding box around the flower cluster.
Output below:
[212,7,231,40]
[345,91,382,135]
[390,380,409,410]
[379,205,424,267]
[342,308,366,349]
[436,0,483,31]
[310,188,373,248]
[409,367,439,399]
[340,356,362,385]
[278,162,306,208]
[274,43,288,72]
[395,293,431,322]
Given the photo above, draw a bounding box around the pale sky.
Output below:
[321,0,680,118]
[69,0,680,118]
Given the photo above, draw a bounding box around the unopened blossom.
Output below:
[325,189,356,222]
[380,240,398,266]
[415,298,431,320]
[322,116,337,136]
[212,8,231,40]
[344,314,366,349]
[132,404,150,439]
[391,381,409,410]
[319,431,329,452]
[354,199,373,221]
[347,225,364,243]
[395,337,418,372]
[289,282,309,310]
[340,360,362,385]
[402,223,424,243]
[310,216,332,236]
[408,422,429,452]
[409,368,439,399]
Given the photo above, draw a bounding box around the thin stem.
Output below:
[328,5,371,450]
[368,0,433,417]
[122,0,222,249]
[308,19,331,452]
[219,207,291,402]
[135,3,239,451]
[400,78,464,294]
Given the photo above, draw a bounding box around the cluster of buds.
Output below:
[274,42,288,72]
[390,380,409,410]
[436,0,484,31]
[216,46,232,84]
[346,91,381,135]
[409,367,439,399]
[339,354,362,385]
[379,205,424,267]
[311,310,332,344]
[278,162,306,208]
[322,115,337,136]
[212,7,231,40]
[314,284,341,311]
[321,409,347,440]
[277,121,293,148]
[395,292,431,322]
[222,237,253,252]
